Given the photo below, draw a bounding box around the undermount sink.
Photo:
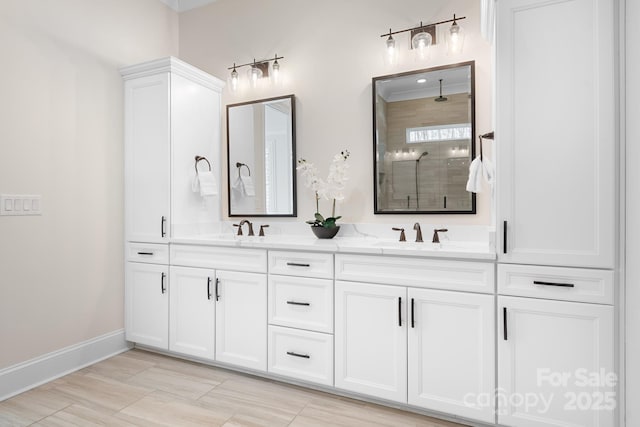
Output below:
[372,240,486,251]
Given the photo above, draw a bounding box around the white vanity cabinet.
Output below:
[121,57,225,243]
[170,244,269,372]
[497,297,615,427]
[334,255,495,423]
[267,251,334,386]
[497,264,615,427]
[408,288,495,423]
[215,270,267,371]
[334,280,407,402]
[496,0,616,269]
[169,266,216,360]
[125,255,169,350]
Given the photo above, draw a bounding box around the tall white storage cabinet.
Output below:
[496,2,618,425]
[496,0,616,269]
[121,57,224,352]
[121,57,225,242]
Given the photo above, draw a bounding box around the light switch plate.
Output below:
[0,194,42,216]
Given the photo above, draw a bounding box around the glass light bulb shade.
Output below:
[271,61,280,84]
[447,22,465,55]
[247,66,263,87]
[386,36,396,54]
[384,35,398,66]
[229,68,239,92]
[411,31,432,50]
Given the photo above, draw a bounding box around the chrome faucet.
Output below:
[233,219,255,236]
[413,222,423,243]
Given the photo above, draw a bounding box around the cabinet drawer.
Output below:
[269,251,333,279]
[268,275,333,333]
[170,244,267,273]
[335,254,494,294]
[268,325,333,386]
[498,264,614,305]
[127,243,169,264]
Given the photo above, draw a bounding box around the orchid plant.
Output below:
[297,150,350,229]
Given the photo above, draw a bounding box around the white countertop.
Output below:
[170,234,497,261]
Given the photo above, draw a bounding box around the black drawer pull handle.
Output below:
[137,252,154,256]
[215,278,220,301]
[503,220,507,254]
[161,272,167,294]
[286,262,311,267]
[398,297,402,327]
[207,277,212,300]
[286,301,311,306]
[161,216,167,238]
[411,298,415,328]
[503,307,508,341]
[533,280,575,288]
[286,351,310,359]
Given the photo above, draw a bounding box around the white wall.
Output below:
[625,0,639,423]
[179,0,492,225]
[0,0,178,369]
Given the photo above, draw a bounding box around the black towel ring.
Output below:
[478,131,495,162]
[195,156,211,174]
[236,162,251,178]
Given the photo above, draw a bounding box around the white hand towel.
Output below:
[481,157,495,188]
[192,175,200,193]
[198,171,218,196]
[466,156,482,193]
[232,176,245,198]
[241,176,256,197]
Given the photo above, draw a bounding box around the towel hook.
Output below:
[236,162,251,178]
[195,156,211,174]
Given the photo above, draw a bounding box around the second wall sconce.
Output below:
[228,54,283,91]
[382,14,466,65]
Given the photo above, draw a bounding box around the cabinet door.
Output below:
[498,296,615,427]
[215,270,267,371]
[170,73,222,227]
[334,281,407,403]
[496,0,615,268]
[125,262,168,349]
[124,73,170,243]
[169,266,215,360]
[408,288,495,423]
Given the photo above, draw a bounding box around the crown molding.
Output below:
[120,56,225,91]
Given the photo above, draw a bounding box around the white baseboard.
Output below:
[0,329,131,401]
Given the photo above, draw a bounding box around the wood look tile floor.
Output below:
[0,349,468,427]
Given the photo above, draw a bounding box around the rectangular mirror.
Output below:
[373,61,476,214]
[227,94,296,217]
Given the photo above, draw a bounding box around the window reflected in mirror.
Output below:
[373,62,476,214]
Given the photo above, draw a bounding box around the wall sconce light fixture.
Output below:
[381,14,466,63]
[227,54,284,91]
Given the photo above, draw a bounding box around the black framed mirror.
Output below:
[373,61,476,214]
[227,94,296,217]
